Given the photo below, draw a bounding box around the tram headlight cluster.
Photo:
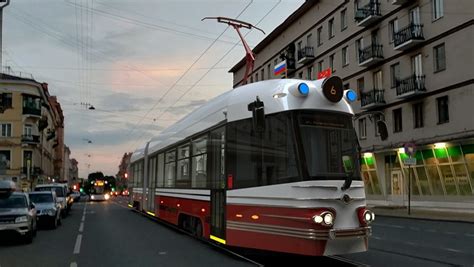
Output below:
[312,211,335,227]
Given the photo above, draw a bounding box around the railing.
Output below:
[394,23,424,47]
[297,46,315,61]
[396,75,426,96]
[361,89,386,107]
[21,134,40,143]
[355,1,381,21]
[22,106,41,116]
[359,44,383,64]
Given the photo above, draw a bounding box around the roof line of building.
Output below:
[228,0,320,73]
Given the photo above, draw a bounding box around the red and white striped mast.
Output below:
[202,17,265,85]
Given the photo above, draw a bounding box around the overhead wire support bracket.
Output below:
[202,17,265,85]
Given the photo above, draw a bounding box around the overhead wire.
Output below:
[127,0,283,151]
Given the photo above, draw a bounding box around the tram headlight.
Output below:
[363,210,375,224]
[312,211,335,227]
[104,194,110,200]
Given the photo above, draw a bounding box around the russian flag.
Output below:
[274,60,287,76]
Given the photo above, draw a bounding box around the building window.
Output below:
[357,77,364,100]
[342,46,349,66]
[437,96,449,124]
[307,66,313,80]
[267,64,271,79]
[318,60,323,72]
[341,9,347,31]
[388,18,398,43]
[306,34,313,46]
[0,123,12,137]
[434,43,446,72]
[274,59,278,66]
[393,108,403,133]
[297,40,302,52]
[255,73,259,82]
[413,102,424,128]
[356,38,363,62]
[298,72,303,79]
[359,118,367,139]
[374,114,382,137]
[432,0,443,20]
[390,63,400,88]
[329,54,335,73]
[261,69,265,81]
[0,150,11,170]
[317,26,323,46]
[373,70,382,89]
[0,93,13,109]
[24,124,33,136]
[328,18,335,39]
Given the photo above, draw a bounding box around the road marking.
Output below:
[444,248,461,253]
[444,231,456,235]
[371,236,382,240]
[465,233,474,237]
[158,251,167,255]
[425,229,436,233]
[70,262,77,267]
[79,222,84,232]
[403,241,416,246]
[73,234,82,254]
[408,227,419,231]
[81,215,85,222]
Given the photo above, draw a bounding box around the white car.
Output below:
[34,184,69,217]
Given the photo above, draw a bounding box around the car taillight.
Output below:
[357,207,375,226]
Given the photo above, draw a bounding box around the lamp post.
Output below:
[0,0,11,72]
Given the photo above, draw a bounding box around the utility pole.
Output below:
[0,0,11,72]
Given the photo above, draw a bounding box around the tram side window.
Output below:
[138,160,144,187]
[191,136,208,188]
[148,156,157,188]
[177,144,191,188]
[165,150,176,188]
[156,153,165,187]
[227,112,299,189]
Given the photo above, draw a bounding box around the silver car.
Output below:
[0,182,37,244]
[29,191,61,229]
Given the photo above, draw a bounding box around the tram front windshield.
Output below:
[299,112,361,181]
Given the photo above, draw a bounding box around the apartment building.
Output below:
[230,0,474,207]
[0,73,67,190]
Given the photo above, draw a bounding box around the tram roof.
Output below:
[131,78,354,161]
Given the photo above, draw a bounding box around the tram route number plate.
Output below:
[403,158,417,166]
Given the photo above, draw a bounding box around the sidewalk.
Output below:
[369,205,474,223]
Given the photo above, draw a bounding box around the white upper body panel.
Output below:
[133,78,354,162]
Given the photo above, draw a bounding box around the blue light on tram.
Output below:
[345,90,357,102]
[298,83,310,96]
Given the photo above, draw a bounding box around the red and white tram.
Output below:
[128,76,375,256]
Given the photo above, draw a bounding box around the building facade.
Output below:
[0,73,67,190]
[230,0,474,208]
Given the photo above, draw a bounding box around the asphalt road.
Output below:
[341,216,474,266]
[1,197,473,267]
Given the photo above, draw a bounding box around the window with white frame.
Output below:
[317,27,323,46]
[307,66,313,80]
[341,9,347,31]
[432,0,443,20]
[1,123,12,137]
[24,124,33,136]
[434,43,446,72]
[0,150,11,169]
[328,18,335,38]
[388,18,398,43]
[318,60,323,72]
[329,54,335,72]
[342,46,349,66]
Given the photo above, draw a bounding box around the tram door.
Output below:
[209,127,226,243]
[147,156,156,213]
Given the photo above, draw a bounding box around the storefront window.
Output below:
[423,150,445,195]
[453,164,471,195]
[362,155,382,195]
[438,165,457,195]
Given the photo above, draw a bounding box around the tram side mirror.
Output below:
[377,120,388,141]
[248,97,265,133]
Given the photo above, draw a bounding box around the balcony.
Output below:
[396,75,426,98]
[361,89,386,109]
[21,166,43,175]
[21,134,40,144]
[392,0,409,5]
[358,44,384,67]
[394,23,424,50]
[22,105,41,117]
[355,1,381,27]
[297,46,315,64]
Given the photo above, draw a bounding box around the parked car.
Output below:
[71,191,81,202]
[0,181,37,243]
[29,191,61,229]
[35,184,70,217]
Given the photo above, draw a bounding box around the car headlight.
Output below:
[15,216,28,223]
[104,194,110,200]
[46,209,56,216]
